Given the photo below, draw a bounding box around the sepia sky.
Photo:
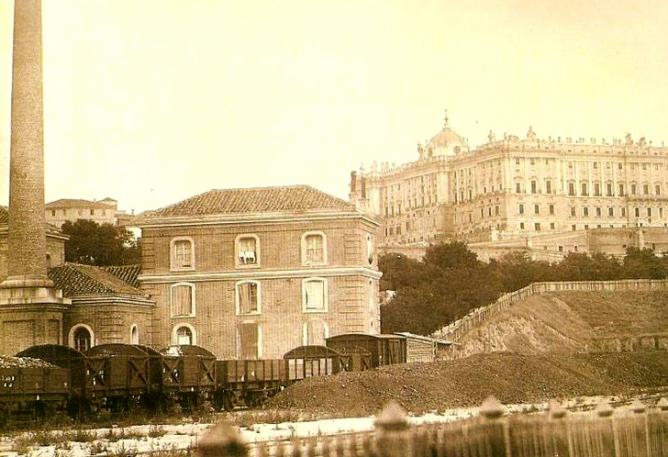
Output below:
[0,0,667,213]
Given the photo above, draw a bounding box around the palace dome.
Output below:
[423,110,467,157]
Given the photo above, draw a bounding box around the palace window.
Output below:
[170,237,194,270]
[302,232,327,266]
[236,281,260,315]
[531,181,537,194]
[550,222,555,230]
[596,207,602,217]
[607,183,613,196]
[236,235,259,267]
[516,182,522,193]
[549,204,555,215]
[519,222,525,230]
[545,181,552,194]
[619,184,625,196]
[581,182,588,196]
[643,184,649,195]
[635,208,640,217]
[656,184,662,196]
[594,183,601,196]
[170,283,195,317]
[648,208,652,217]
[618,163,623,170]
[303,278,327,312]
[568,182,575,196]
[534,204,540,214]
[609,207,614,217]
[535,223,541,231]
[571,206,576,217]
[583,207,589,217]
[631,184,637,195]
[622,208,627,217]
[518,204,524,215]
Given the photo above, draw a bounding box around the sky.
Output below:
[0,0,667,213]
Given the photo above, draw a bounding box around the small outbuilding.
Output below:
[394,332,453,363]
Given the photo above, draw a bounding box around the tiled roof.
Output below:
[102,264,141,288]
[145,185,355,218]
[46,199,114,209]
[48,263,144,297]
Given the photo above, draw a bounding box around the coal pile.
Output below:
[0,356,56,369]
[267,351,668,416]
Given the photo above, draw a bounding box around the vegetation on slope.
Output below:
[380,242,668,335]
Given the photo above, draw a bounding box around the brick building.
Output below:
[137,185,381,359]
[351,111,668,257]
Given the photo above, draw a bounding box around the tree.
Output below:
[61,220,140,266]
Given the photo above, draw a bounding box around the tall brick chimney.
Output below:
[0,0,70,355]
[3,0,51,287]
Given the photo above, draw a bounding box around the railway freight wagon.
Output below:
[325,334,407,371]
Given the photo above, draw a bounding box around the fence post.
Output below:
[376,402,411,457]
[196,422,248,457]
[479,396,509,457]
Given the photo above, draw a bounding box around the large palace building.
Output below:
[350,112,668,258]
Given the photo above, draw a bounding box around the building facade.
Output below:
[351,112,668,254]
[137,185,381,359]
[45,198,126,228]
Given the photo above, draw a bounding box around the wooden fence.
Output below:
[196,397,668,457]
[432,279,668,344]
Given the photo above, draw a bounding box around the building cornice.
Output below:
[138,211,380,229]
[139,266,382,284]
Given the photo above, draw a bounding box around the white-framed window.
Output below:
[237,321,261,359]
[236,280,261,315]
[172,324,196,345]
[170,237,195,271]
[69,324,95,352]
[170,283,196,317]
[302,319,329,346]
[130,324,139,344]
[302,278,328,312]
[302,232,327,266]
[235,234,260,268]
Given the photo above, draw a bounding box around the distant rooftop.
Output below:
[144,185,356,218]
[0,206,65,236]
[46,199,117,209]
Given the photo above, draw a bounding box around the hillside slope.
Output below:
[456,291,668,357]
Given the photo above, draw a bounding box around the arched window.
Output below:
[172,324,196,345]
[69,324,94,352]
[302,319,329,345]
[130,324,139,344]
[301,232,327,266]
[170,237,195,270]
[170,283,196,317]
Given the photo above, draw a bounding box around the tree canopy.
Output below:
[61,220,140,266]
[380,242,668,336]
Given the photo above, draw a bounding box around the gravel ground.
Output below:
[267,351,668,416]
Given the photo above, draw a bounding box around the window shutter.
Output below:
[173,285,192,316]
[239,283,258,313]
[305,281,324,310]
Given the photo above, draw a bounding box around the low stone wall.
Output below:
[432,279,668,344]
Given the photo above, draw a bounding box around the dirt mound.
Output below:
[267,351,668,416]
[457,291,668,357]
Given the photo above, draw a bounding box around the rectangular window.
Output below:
[619,184,625,196]
[581,182,588,196]
[304,234,324,264]
[238,322,259,360]
[238,282,259,314]
[622,208,627,217]
[571,206,576,217]
[90,209,95,216]
[534,204,540,214]
[531,181,537,194]
[593,162,598,169]
[304,280,326,311]
[583,207,589,217]
[238,237,257,265]
[609,207,614,217]
[632,184,637,195]
[607,183,613,196]
[596,207,602,217]
[546,181,552,194]
[519,222,525,230]
[535,223,541,231]
[515,158,520,165]
[569,183,575,196]
[495,205,499,216]
[530,158,535,165]
[550,222,555,229]
[644,184,649,195]
[648,208,652,217]
[51,210,56,216]
[516,182,521,193]
[171,284,193,317]
[635,208,640,217]
[656,185,662,196]
[518,204,524,215]
[549,204,555,215]
[618,163,623,170]
[173,240,193,269]
[594,183,601,196]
